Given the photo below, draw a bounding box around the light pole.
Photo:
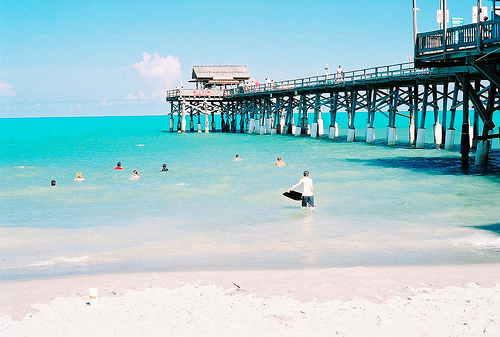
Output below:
[412,0,418,45]
[443,0,447,53]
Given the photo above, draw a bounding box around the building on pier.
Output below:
[166,65,250,133]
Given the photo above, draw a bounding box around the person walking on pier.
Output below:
[288,170,314,208]
[337,65,344,82]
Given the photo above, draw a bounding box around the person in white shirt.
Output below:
[337,65,343,82]
[289,170,314,207]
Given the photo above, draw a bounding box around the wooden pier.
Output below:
[167,10,500,169]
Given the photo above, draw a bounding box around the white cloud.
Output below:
[130,52,181,87]
[126,93,138,100]
[138,90,147,100]
[0,82,16,96]
[126,90,148,101]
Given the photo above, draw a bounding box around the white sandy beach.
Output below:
[1,265,500,336]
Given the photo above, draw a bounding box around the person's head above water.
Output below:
[303,170,309,177]
[51,179,56,186]
[116,162,122,167]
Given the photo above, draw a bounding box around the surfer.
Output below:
[160,163,169,172]
[274,156,285,166]
[74,172,85,181]
[288,170,314,207]
[115,162,123,170]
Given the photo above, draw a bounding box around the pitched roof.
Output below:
[191,65,250,82]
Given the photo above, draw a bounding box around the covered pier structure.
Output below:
[166,14,500,168]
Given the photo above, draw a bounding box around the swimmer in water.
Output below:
[234,154,242,161]
[74,172,85,182]
[160,163,169,172]
[274,156,285,167]
[115,162,123,170]
[130,170,140,179]
[51,179,56,187]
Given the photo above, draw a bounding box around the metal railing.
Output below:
[166,88,225,100]
[225,62,427,97]
[416,18,500,56]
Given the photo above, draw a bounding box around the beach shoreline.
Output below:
[2,264,500,335]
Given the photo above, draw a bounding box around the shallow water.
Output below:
[1,116,500,281]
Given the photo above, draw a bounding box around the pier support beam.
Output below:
[457,73,471,168]
[347,91,357,142]
[445,84,459,150]
[366,90,376,143]
[366,127,376,143]
[416,85,429,148]
[211,112,216,132]
[445,129,455,150]
[181,100,187,133]
[329,123,339,139]
[433,122,443,145]
[329,93,339,140]
[189,112,194,132]
[387,127,397,145]
[196,114,202,133]
[387,87,398,146]
[432,86,442,145]
[296,95,307,136]
[311,93,324,138]
[410,85,419,145]
[347,128,356,142]
[260,99,267,135]
[475,140,490,165]
[204,114,209,133]
[248,118,255,134]
[416,128,426,148]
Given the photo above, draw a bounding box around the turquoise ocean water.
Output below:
[1,114,500,281]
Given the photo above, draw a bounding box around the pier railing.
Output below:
[166,88,225,101]
[225,62,427,97]
[416,18,500,56]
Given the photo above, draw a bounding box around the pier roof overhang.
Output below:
[189,65,250,84]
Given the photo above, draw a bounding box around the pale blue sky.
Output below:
[0,1,484,117]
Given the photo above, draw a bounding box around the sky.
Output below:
[0,0,486,117]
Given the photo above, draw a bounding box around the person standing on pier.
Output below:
[337,65,344,82]
[288,170,314,208]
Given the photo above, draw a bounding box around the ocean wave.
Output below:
[27,255,89,268]
[453,235,500,249]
